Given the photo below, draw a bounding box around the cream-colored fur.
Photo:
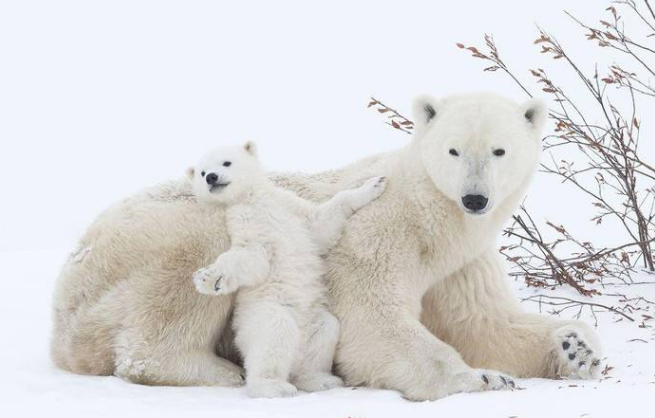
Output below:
[51,93,601,400]
[187,143,386,397]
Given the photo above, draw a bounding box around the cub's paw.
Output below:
[293,373,344,392]
[360,176,387,201]
[247,378,298,398]
[550,325,602,379]
[192,263,239,296]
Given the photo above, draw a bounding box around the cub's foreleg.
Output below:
[193,244,270,296]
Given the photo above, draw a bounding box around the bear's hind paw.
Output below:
[551,326,602,379]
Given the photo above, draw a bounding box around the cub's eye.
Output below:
[201,171,206,177]
[449,149,459,156]
[493,149,506,157]
[223,161,232,167]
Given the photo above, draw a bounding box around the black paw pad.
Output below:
[568,353,576,360]
[566,332,578,338]
[562,341,570,350]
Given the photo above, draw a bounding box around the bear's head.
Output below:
[411,93,546,216]
[187,141,263,205]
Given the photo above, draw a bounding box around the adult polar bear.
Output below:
[51,93,601,401]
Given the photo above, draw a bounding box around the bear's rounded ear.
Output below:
[244,141,258,157]
[185,167,195,179]
[521,99,548,132]
[412,95,440,136]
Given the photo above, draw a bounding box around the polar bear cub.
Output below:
[187,142,386,398]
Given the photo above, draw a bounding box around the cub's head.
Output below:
[412,93,546,216]
[187,141,262,205]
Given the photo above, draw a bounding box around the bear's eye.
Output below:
[493,149,506,157]
[223,161,232,167]
[449,149,459,157]
[201,171,206,177]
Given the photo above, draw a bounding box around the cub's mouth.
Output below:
[209,182,230,193]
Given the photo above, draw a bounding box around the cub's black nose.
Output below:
[462,194,489,212]
[206,173,218,185]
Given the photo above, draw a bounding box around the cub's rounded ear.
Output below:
[412,95,440,136]
[244,141,258,157]
[185,167,195,179]
[521,99,548,132]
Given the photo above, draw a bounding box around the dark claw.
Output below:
[568,353,576,360]
[586,349,593,355]
[482,374,489,385]
[591,359,601,367]
[500,376,507,385]
[577,341,586,348]
[566,332,578,338]
[562,341,570,350]
[508,380,516,388]
[578,361,586,367]
[213,277,222,292]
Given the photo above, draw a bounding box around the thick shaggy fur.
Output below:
[51,93,602,400]
[187,144,386,397]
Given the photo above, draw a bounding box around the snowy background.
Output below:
[0,0,653,417]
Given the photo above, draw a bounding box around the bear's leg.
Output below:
[291,309,344,392]
[335,306,516,401]
[52,291,120,376]
[233,297,300,398]
[113,327,245,387]
[110,269,245,387]
[331,258,516,401]
[421,250,602,379]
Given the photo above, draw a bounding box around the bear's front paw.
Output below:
[476,369,517,391]
[550,325,602,379]
[192,263,239,296]
[416,368,516,400]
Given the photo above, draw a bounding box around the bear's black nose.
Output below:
[462,194,489,212]
[205,173,218,185]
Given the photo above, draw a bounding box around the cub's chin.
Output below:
[210,183,230,193]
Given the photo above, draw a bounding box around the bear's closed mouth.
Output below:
[210,183,230,193]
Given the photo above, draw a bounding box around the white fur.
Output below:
[188,143,386,397]
[51,93,601,401]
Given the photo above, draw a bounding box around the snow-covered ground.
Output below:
[2,248,653,418]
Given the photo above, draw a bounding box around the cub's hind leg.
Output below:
[233,295,300,398]
[291,309,344,392]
